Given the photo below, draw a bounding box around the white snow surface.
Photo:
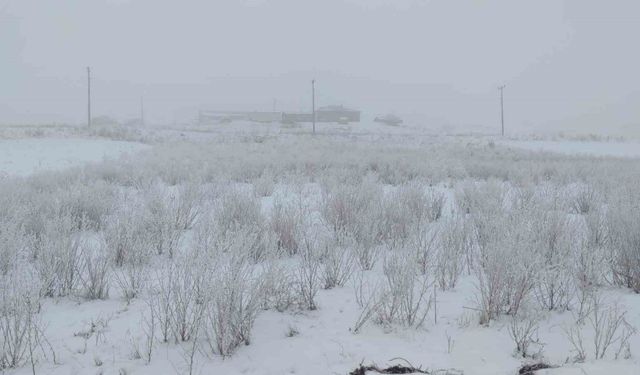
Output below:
[2,133,640,375]
[0,138,148,176]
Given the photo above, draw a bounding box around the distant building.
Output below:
[316,105,361,123]
[281,112,313,123]
[246,112,283,123]
[199,105,361,125]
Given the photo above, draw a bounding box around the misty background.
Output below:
[1,0,639,135]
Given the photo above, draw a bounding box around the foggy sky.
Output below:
[1,0,639,134]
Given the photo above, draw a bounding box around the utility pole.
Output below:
[140,96,145,127]
[87,67,92,128]
[498,84,505,137]
[311,79,316,134]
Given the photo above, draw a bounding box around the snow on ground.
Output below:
[501,140,640,158]
[0,138,149,176]
[2,132,640,375]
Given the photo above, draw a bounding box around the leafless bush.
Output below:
[148,258,207,344]
[169,259,207,343]
[0,270,44,370]
[58,181,115,230]
[113,262,148,303]
[295,231,322,311]
[259,262,296,312]
[574,210,608,320]
[406,224,440,276]
[321,180,381,243]
[144,188,182,258]
[33,216,83,298]
[350,215,383,271]
[104,204,151,267]
[79,244,111,300]
[204,257,262,357]
[322,243,355,289]
[569,184,600,215]
[473,213,538,324]
[436,217,470,290]
[379,183,439,250]
[508,310,541,358]
[270,200,301,256]
[172,182,205,230]
[253,170,275,197]
[352,271,382,333]
[0,220,27,276]
[564,324,587,362]
[375,251,433,328]
[588,295,634,360]
[215,190,264,237]
[565,294,636,361]
[532,210,574,311]
[607,197,640,292]
[455,179,505,216]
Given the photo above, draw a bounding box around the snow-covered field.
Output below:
[1,129,639,375]
[0,138,149,176]
[501,140,640,158]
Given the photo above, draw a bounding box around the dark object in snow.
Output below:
[349,360,463,375]
[518,362,554,375]
[349,364,428,375]
[374,114,403,126]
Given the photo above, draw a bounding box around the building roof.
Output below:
[317,105,359,112]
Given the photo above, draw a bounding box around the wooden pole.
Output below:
[140,96,145,127]
[499,85,505,137]
[312,79,316,134]
[87,67,92,127]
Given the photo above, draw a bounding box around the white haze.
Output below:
[1,0,639,135]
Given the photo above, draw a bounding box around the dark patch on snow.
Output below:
[518,362,555,375]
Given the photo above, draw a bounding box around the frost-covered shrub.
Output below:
[321,243,355,289]
[58,180,116,230]
[351,224,383,271]
[144,187,182,258]
[215,190,264,237]
[436,217,470,290]
[0,220,27,276]
[253,170,276,197]
[573,209,608,317]
[409,223,439,276]
[0,270,43,370]
[532,210,574,311]
[564,294,636,361]
[378,183,444,250]
[508,309,540,358]
[259,263,296,312]
[79,244,110,300]
[33,215,83,298]
[270,200,301,256]
[473,213,539,324]
[108,206,151,302]
[295,231,322,311]
[104,204,152,267]
[321,179,381,242]
[568,184,601,215]
[455,179,505,216]
[147,258,207,344]
[204,257,262,357]
[608,195,640,292]
[375,251,433,328]
[172,181,205,230]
